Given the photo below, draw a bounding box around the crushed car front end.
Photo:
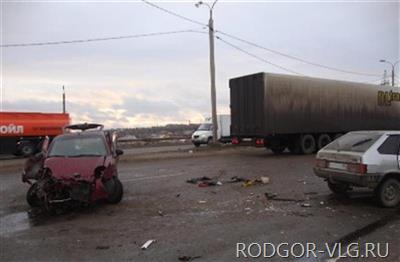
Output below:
[22,123,124,213]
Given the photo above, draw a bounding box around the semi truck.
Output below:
[191,115,231,147]
[0,112,70,156]
[229,72,400,154]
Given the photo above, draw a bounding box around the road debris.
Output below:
[188,175,269,188]
[264,206,277,212]
[186,176,211,184]
[178,255,202,261]
[260,176,270,184]
[187,176,222,187]
[229,176,247,183]
[141,240,156,250]
[242,176,271,187]
[264,193,305,202]
[301,203,311,207]
[198,200,207,204]
[158,210,164,216]
[198,182,210,187]
[198,181,221,187]
[243,180,254,187]
[265,192,278,200]
[95,245,110,250]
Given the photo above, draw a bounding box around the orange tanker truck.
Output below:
[0,112,70,155]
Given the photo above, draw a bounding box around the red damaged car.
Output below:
[22,123,124,213]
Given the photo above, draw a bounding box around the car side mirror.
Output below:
[116,149,124,156]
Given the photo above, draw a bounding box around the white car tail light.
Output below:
[315,159,327,168]
[347,163,368,174]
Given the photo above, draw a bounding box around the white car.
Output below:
[314,131,400,207]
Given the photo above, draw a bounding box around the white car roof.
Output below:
[348,130,400,136]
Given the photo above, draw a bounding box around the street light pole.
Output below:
[380,59,400,87]
[196,0,218,144]
[62,85,66,113]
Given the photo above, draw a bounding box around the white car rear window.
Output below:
[325,132,381,153]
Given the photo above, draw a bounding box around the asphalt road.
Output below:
[0,147,399,261]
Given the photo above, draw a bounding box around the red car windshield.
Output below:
[48,136,108,157]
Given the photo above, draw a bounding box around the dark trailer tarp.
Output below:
[230,72,400,137]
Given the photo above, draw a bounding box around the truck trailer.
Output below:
[229,72,400,154]
[0,112,70,156]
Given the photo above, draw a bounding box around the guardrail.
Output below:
[117,136,191,147]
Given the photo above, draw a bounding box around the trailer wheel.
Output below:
[317,134,331,150]
[300,134,316,154]
[21,143,35,156]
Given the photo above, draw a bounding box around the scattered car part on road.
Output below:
[178,255,202,261]
[141,239,156,250]
[186,176,212,184]
[242,176,271,187]
[264,192,278,200]
[228,176,247,183]
[95,246,110,250]
[264,193,304,203]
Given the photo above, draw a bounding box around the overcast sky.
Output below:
[1,0,399,127]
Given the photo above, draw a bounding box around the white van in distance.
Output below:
[191,115,231,147]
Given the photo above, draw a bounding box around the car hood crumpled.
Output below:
[44,156,106,181]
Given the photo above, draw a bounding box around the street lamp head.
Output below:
[195,1,203,8]
[380,59,386,63]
